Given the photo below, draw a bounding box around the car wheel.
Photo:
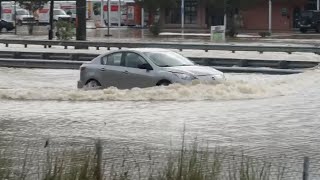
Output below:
[85,80,102,90]
[300,28,307,33]
[157,80,171,86]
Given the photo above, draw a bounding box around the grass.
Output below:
[0,138,289,180]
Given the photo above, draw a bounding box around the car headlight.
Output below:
[173,73,196,80]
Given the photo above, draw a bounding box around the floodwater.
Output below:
[0,67,320,178]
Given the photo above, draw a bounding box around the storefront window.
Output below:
[165,0,198,24]
[305,0,317,10]
[185,0,197,24]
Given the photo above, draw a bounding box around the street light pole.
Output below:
[181,0,184,29]
[14,0,17,35]
[105,0,112,36]
[0,0,2,20]
[268,0,272,34]
[48,0,54,40]
[100,0,104,27]
[118,0,121,27]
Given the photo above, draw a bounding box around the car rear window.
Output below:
[101,53,122,66]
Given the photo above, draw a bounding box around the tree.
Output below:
[135,0,177,25]
[17,0,49,35]
[17,0,49,13]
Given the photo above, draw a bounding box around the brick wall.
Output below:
[242,0,307,31]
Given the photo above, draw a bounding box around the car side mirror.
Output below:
[138,63,153,70]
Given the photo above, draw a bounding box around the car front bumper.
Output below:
[173,74,226,85]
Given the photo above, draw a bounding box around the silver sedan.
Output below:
[77,48,225,89]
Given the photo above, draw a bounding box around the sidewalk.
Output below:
[4,25,320,46]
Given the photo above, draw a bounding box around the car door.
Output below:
[123,52,158,88]
[100,52,128,89]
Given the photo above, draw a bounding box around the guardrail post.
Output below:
[71,54,79,61]
[278,60,289,69]
[41,53,49,60]
[64,46,68,49]
[96,47,100,50]
[238,59,248,67]
[13,52,21,59]
[5,44,8,47]
[44,45,47,48]
[107,47,110,50]
[24,44,27,48]
[303,156,309,180]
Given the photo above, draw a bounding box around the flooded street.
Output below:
[0,67,320,160]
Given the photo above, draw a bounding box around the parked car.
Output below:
[15,9,36,26]
[0,19,14,32]
[53,9,71,22]
[298,10,320,33]
[78,48,225,89]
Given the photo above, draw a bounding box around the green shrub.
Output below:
[149,22,161,36]
[258,32,271,38]
[226,28,238,38]
[56,20,75,40]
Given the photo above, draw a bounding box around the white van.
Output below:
[38,8,71,24]
[15,9,35,26]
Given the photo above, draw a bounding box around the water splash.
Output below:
[0,69,319,102]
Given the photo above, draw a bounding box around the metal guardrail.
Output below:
[0,58,305,74]
[0,50,317,69]
[0,39,320,54]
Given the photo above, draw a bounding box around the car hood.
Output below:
[19,15,34,18]
[163,66,223,76]
[55,15,71,18]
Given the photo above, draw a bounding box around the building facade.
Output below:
[161,0,319,31]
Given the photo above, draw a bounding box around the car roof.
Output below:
[129,48,172,53]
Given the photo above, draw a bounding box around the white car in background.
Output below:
[53,9,71,22]
[15,9,35,26]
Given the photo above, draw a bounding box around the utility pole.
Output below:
[48,0,54,40]
[76,0,87,41]
[268,0,272,34]
[0,0,2,20]
[181,0,184,29]
[14,0,17,35]
[118,0,121,27]
[100,0,104,27]
[105,0,112,36]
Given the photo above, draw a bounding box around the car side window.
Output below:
[124,52,147,68]
[101,53,122,66]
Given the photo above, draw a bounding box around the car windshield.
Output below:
[301,11,313,18]
[144,51,194,67]
[17,10,29,15]
[54,10,67,15]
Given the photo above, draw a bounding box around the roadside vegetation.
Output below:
[0,137,291,180]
